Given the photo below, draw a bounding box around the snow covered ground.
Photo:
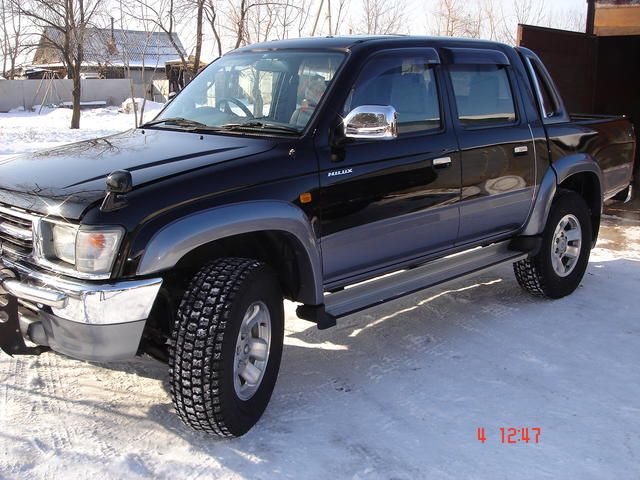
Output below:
[0,103,163,159]
[1,109,640,479]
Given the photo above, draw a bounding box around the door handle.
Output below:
[433,157,452,168]
[513,145,529,155]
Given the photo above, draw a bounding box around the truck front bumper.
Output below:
[0,258,162,362]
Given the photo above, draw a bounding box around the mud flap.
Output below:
[0,295,48,356]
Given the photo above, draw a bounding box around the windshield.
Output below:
[154,51,346,134]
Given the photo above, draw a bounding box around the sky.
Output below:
[181,0,590,62]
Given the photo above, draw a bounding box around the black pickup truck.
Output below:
[0,36,635,437]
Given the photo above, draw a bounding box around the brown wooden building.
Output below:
[518,0,640,183]
[590,0,640,36]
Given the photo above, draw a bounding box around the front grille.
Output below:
[0,205,34,258]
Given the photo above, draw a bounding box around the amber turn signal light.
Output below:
[299,192,312,204]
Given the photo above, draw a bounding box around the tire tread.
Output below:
[169,257,262,437]
[513,257,546,297]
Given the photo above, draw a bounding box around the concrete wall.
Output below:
[0,79,148,112]
[128,69,167,85]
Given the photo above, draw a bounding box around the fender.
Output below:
[521,153,604,237]
[136,200,323,305]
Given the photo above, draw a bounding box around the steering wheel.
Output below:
[217,97,254,119]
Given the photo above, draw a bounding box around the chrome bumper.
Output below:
[0,258,162,325]
[0,258,162,361]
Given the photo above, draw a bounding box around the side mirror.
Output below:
[106,170,133,194]
[101,170,133,212]
[168,91,177,101]
[343,105,398,140]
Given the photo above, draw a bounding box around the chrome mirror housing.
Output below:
[343,105,398,140]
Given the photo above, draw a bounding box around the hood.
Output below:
[0,128,276,220]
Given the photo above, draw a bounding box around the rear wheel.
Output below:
[169,258,284,437]
[514,191,592,299]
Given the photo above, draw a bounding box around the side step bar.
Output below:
[297,240,529,329]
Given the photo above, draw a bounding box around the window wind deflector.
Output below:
[443,48,511,66]
[374,47,441,65]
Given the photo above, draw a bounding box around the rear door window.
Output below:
[449,65,517,127]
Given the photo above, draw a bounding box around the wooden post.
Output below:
[586,0,596,35]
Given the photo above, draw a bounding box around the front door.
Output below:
[317,49,461,285]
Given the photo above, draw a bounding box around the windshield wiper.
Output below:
[220,121,300,134]
[141,117,211,129]
[142,118,300,134]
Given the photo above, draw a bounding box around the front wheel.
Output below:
[169,258,284,437]
[514,191,592,299]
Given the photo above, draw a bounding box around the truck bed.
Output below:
[569,114,635,199]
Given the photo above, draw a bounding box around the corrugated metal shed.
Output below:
[34,27,187,68]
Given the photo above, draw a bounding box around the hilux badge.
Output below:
[327,168,353,177]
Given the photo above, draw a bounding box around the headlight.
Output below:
[52,224,77,264]
[39,221,124,278]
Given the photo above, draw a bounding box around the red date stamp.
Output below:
[476,427,541,444]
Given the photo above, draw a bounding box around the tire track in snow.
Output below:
[35,354,74,453]
[0,355,21,466]
[80,362,168,463]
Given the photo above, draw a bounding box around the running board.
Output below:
[297,240,528,329]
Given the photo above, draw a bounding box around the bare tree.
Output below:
[311,0,347,36]
[354,0,406,35]
[227,0,253,48]
[431,0,482,38]
[275,0,307,39]
[246,2,279,43]
[481,0,502,41]
[14,0,104,128]
[226,0,301,48]
[500,0,547,44]
[114,6,161,127]
[203,0,223,58]
[130,0,189,73]
[310,0,324,35]
[513,0,546,25]
[551,6,587,33]
[180,0,205,75]
[295,0,313,37]
[1,0,28,78]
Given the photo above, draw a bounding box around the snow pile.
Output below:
[121,98,164,116]
[0,104,164,158]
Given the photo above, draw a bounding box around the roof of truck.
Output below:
[232,35,510,53]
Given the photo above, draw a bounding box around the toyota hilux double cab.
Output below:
[0,36,635,437]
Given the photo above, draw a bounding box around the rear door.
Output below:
[318,48,461,284]
[444,48,537,244]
